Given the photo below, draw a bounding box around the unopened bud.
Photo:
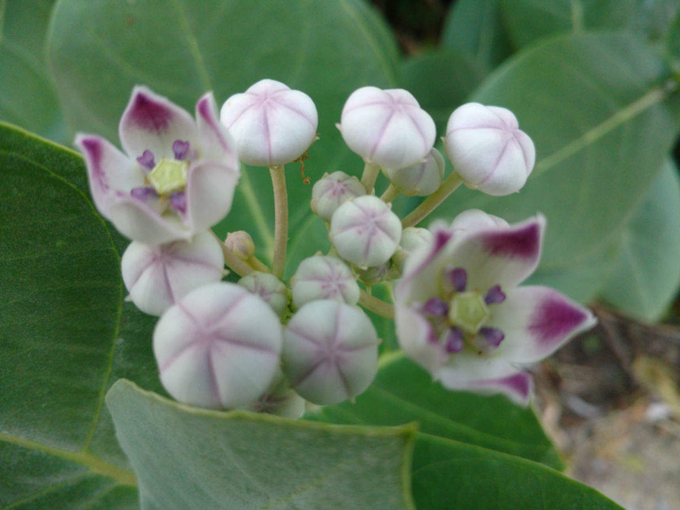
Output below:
[355,263,390,286]
[339,87,436,169]
[238,271,289,319]
[310,171,365,222]
[329,195,402,268]
[282,300,380,405]
[383,148,445,197]
[291,255,359,308]
[451,209,509,235]
[391,227,433,272]
[220,79,318,167]
[225,230,255,261]
[154,283,282,409]
[121,231,224,316]
[444,102,535,196]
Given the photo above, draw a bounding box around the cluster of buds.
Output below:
[78,77,593,413]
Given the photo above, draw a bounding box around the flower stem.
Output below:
[401,171,464,228]
[270,165,288,279]
[211,230,253,277]
[247,256,271,273]
[380,184,399,203]
[359,290,394,320]
[360,162,380,194]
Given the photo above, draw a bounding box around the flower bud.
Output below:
[225,230,255,261]
[444,102,535,196]
[245,369,306,419]
[220,79,318,167]
[383,148,445,197]
[329,195,402,268]
[310,171,365,222]
[355,263,390,286]
[451,209,509,235]
[154,282,282,409]
[392,227,433,272]
[291,256,359,308]
[121,231,224,316]
[339,87,436,169]
[238,271,289,319]
[282,300,380,405]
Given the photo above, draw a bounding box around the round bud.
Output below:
[121,231,224,316]
[451,209,509,235]
[392,227,433,272]
[225,231,255,261]
[220,79,318,167]
[310,171,365,222]
[383,148,445,197]
[339,87,436,169]
[238,271,289,319]
[291,255,359,308]
[329,195,402,268]
[355,263,390,286]
[153,282,282,409]
[245,369,306,419]
[444,102,535,196]
[282,300,380,405]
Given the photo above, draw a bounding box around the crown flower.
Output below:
[76,87,240,244]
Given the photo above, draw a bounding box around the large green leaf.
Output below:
[47,0,400,277]
[441,0,513,71]
[599,160,680,320]
[0,121,162,508]
[106,380,417,510]
[435,32,680,277]
[307,353,564,470]
[501,0,680,50]
[0,0,66,143]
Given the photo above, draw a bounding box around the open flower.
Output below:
[395,214,596,405]
[76,87,240,244]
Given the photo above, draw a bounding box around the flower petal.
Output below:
[119,86,198,160]
[195,92,238,162]
[186,160,240,232]
[440,371,533,406]
[75,134,142,215]
[492,285,597,364]
[447,215,545,291]
[107,196,189,244]
[395,305,448,375]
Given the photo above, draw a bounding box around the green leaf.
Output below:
[307,353,564,470]
[0,0,67,143]
[400,49,487,130]
[441,0,513,70]
[411,434,624,510]
[435,32,680,282]
[0,121,162,508]
[599,160,680,320]
[501,0,680,51]
[106,380,417,510]
[47,0,400,277]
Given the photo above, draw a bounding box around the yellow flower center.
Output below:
[147,158,188,196]
[448,292,489,334]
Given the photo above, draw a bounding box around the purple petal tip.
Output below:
[483,221,541,260]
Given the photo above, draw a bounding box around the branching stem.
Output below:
[380,183,399,203]
[401,171,464,228]
[359,290,394,320]
[360,162,381,194]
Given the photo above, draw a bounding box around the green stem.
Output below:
[247,256,271,273]
[401,171,464,228]
[359,290,394,320]
[380,183,400,203]
[270,165,289,279]
[360,162,381,194]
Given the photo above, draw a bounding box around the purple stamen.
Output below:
[423,297,449,317]
[130,186,158,200]
[136,150,155,172]
[170,191,187,214]
[485,285,506,305]
[445,328,464,353]
[449,267,467,293]
[172,140,191,160]
[479,327,505,348]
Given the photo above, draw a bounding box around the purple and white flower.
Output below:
[395,213,596,405]
[220,79,318,167]
[76,87,240,245]
[121,231,224,316]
